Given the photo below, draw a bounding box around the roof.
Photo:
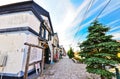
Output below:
[0,0,54,34]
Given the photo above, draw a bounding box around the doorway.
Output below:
[44,47,51,64]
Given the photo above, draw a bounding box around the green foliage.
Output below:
[87,67,115,78]
[67,47,74,58]
[79,20,120,78]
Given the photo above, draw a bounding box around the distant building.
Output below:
[0,1,54,79]
[60,45,66,56]
[52,33,60,62]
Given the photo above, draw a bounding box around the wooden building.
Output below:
[0,1,54,79]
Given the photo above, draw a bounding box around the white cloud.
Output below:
[69,0,109,45]
[110,26,120,32]
[99,0,120,18]
[86,0,109,19]
[0,0,30,6]
[71,0,120,47]
[70,0,92,27]
[85,0,120,19]
[35,0,93,51]
[35,0,76,50]
[111,33,120,40]
[107,19,120,26]
[63,0,94,50]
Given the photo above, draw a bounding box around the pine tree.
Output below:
[79,20,120,79]
[67,47,74,58]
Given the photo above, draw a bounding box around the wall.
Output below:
[0,11,40,33]
[0,32,26,75]
[0,31,42,76]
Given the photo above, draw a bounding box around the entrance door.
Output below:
[44,47,51,64]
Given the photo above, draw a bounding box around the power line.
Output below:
[74,0,95,38]
[77,0,112,44]
[94,0,111,20]
[72,0,95,46]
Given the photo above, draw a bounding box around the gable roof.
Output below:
[0,0,54,34]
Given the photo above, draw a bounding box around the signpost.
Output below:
[23,42,45,79]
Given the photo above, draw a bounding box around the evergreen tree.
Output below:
[67,47,74,58]
[79,20,120,79]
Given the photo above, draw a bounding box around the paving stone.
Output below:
[37,58,116,79]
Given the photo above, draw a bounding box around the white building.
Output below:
[0,1,54,79]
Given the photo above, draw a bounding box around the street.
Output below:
[38,57,100,79]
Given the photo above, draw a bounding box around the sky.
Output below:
[0,0,120,51]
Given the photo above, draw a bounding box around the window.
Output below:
[44,29,46,39]
[46,30,48,40]
[41,27,44,38]
[48,33,51,41]
[39,23,50,39]
[49,34,51,40]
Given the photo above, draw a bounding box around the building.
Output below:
[0,1,54,79]
[52,33,60,62]
[59,45,66,56]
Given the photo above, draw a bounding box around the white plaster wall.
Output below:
[0,32,26,74]
[0,11,40,33]
[0,11,43,75]
[25,33,39,45]
[0,31,42,75]
[0,33,25,53]
[27,11,40,33]
[48,41,53,63]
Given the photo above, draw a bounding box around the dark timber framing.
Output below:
[0,27,38,35]
[0,26,48,42]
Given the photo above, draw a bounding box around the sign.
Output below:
[29,47,42,64]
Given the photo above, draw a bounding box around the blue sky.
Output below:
[1,0,120,51]
[36,0,120,51]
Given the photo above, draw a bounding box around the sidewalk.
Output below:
[37,58,100,79]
